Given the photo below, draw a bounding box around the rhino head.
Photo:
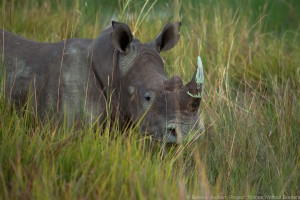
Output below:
[110,21,204,144]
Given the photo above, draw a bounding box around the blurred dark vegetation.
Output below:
[2,0,300,33]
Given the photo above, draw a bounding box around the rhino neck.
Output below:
[87,33,122,123]
[89,28,116,89]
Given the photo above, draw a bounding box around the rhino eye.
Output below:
[144,91,155,103]
[145,94,151,101]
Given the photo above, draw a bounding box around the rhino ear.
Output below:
[152,22,181,52]
[110,21,133,53]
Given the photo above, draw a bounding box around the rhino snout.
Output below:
[164,123,182,144]
[163,119,204,144]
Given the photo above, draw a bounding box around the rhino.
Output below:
[0,21,204,143]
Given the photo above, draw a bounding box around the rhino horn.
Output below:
[178,56,204,110]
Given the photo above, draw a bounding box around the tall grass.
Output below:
[0,0,299,199]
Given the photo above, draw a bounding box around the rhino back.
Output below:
[1,30,62,108]
[0,29,106,122]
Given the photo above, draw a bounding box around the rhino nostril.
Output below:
[167,128,177,137]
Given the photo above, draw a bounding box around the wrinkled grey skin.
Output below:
[0,21,204,143]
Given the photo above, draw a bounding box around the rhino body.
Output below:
[0,21,204,143]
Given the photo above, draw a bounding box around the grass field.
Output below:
[0,0,300,199]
